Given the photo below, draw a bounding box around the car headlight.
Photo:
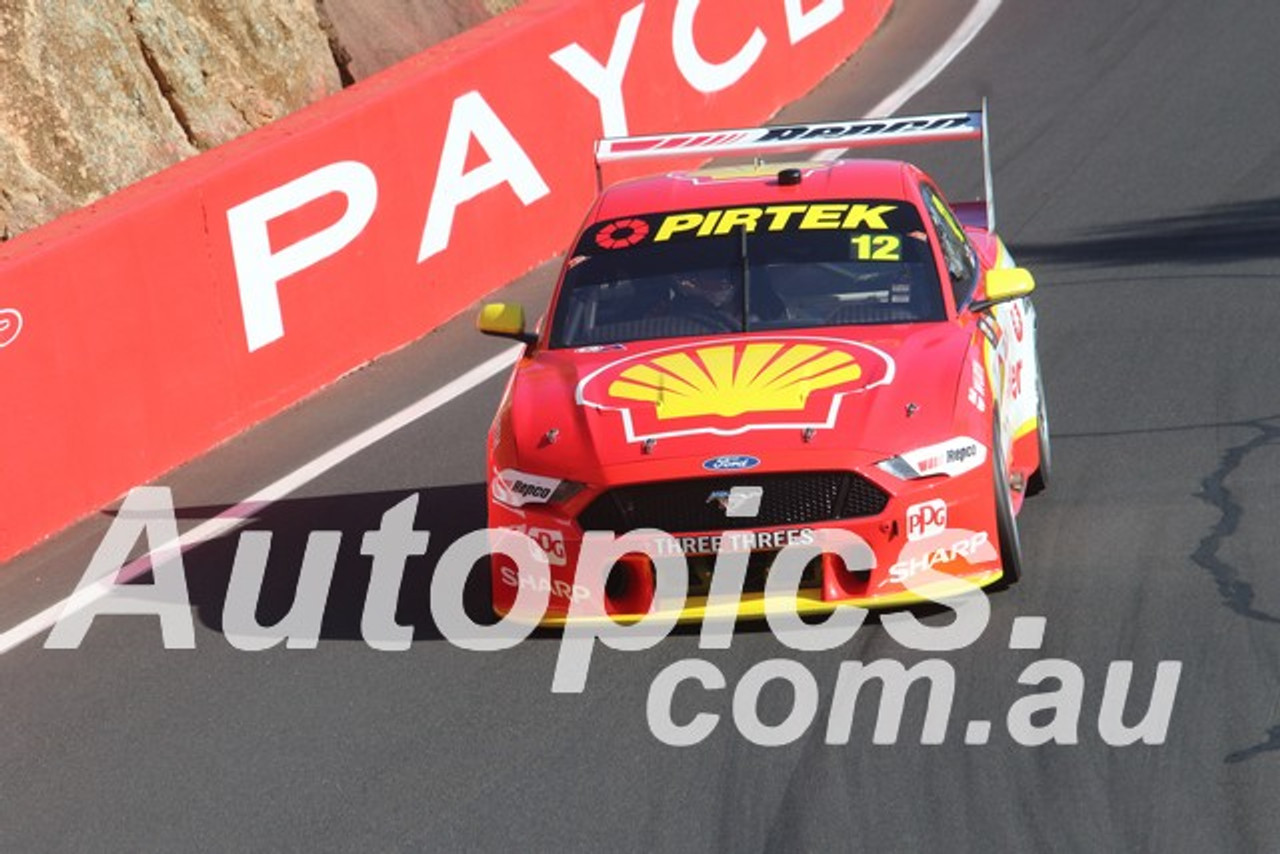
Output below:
[492,468,586,507]
[876,436,987,480]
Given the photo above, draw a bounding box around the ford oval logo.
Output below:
[703,454,760,472]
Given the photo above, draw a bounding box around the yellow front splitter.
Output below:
[499,569,1005,628]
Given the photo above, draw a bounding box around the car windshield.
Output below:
[548,199,944,349]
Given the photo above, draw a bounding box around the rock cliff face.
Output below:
[0,0,341,239]
[0,0,520,241]
[320,0,523,80]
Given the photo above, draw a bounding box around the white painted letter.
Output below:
[227,161,377,352]
[551,4,645,137]
[223,530,341,650]
[672,0,767,93]
[647,658,724,746]
[1098,661,1183,746]
[784,0,844,44]
[826,659,955,745]
[46,487,195,649]
[1006,659,1085,745]
[431,529,550,651]
[361,494,431,651]
[733,659,820,747]
[418,91,550,262]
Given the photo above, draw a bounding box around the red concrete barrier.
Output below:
[0,0,891,561]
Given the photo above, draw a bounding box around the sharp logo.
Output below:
[499,566,589,602]
[886,530,994,586]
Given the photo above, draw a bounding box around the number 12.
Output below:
[851,234,901,261]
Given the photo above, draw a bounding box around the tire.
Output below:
[990,416,1024,589]
[1026,367,1051,496]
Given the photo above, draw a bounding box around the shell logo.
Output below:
[577,337,894,441]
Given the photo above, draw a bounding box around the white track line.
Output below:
[811,0,1004,162]
[870,0,1003,118]
[0,0,1004,654]
[0,346,521,654]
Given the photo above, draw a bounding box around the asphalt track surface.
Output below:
[4,0,1280,850]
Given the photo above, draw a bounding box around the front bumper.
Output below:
[487,464,1004,626]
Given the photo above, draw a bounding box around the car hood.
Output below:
[501,326,972,482]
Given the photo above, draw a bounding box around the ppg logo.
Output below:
[906,499,948,541]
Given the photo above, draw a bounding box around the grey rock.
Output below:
[318,0,524,81]
[0,0,342,240]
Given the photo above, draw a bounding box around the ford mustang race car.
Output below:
[477,106,1049,625]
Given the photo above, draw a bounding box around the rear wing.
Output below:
[594,101,998,231]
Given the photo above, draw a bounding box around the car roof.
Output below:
[592,158,917,221]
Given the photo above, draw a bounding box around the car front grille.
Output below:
[577,471,889,534]
[684,550,823,596]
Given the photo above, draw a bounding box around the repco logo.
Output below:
[510,481,552,501]
[946,445,978,465]
[493,469,561,507]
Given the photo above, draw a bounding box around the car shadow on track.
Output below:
[118,484,953,646]
[167,484,495,644]
[1016,197,1280,268]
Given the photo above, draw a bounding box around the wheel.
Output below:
[990,415,1024,589]
[1025,367,1051,496]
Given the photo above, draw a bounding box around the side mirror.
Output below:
[476,302,537,346]
[969,267,1036,313]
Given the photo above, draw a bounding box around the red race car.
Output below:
[478,106,1049,625]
